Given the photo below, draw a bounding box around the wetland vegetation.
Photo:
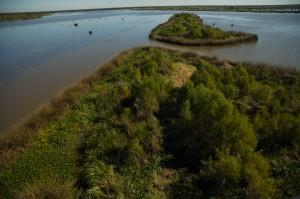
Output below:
[0,47,299,199]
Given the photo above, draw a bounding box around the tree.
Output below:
[169,84,256,167]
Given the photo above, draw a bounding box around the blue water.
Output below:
[0,10,299,132]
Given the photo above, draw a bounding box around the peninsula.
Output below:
[0,47,299,199]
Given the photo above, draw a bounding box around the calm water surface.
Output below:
[0,10,299,132]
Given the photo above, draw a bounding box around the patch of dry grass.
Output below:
[16,181,75,199]
[168,62,196,87]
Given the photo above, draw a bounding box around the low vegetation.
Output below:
[0,47,299,198]
[0,12,51,22]
[150,13,258,46]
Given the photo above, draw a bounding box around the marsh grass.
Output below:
[15,181,75,199]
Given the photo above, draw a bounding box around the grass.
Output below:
[150,13,258,46]
[0,112,78,198]
[15,181,74,199]
[0,46,299,198]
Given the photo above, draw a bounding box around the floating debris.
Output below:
[74,23,78,27]
[122,17,124,21]
[212,23,215,26]
[231,24,234,27]
[89,31,93,35]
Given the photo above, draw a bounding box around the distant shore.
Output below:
[135,4,300,13]
[0,12,53,22]
[0,4,299,22]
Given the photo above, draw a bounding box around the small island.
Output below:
[150,13,258,46]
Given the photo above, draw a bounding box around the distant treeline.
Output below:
[0,12,52,22]
[135,4,300,13]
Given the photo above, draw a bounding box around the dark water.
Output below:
[0,10,299,132]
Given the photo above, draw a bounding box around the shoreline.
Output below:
[0,49,130,169]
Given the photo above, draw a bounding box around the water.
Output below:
[0,10,299,132]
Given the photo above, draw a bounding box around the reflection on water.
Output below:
[0,10,299,132]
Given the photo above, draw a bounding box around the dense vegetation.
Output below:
[0,12,51,22]
[150,13,258,46]
[0,47,299,198]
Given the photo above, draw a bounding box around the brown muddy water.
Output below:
[0,10,299,132]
